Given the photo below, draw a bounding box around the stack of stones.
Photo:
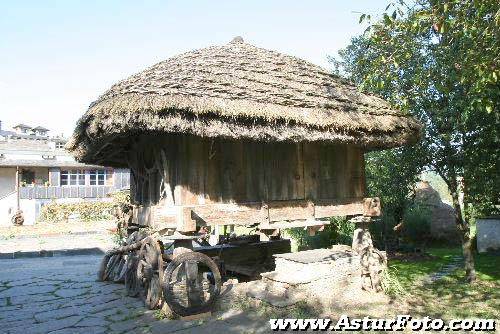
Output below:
[245,246,361,307]
[415,181,459,241]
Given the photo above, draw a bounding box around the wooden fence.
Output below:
[19,186,114,199]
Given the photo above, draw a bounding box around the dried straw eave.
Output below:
[84,93,415,132]
[67,95,421,165]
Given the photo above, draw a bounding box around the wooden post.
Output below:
[172,239,203,308]
[15,166,20,211]
[185,260,201,307]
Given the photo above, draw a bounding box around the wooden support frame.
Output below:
[132,197,381,233]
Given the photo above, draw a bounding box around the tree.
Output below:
[364,146,424,250]
[333,0,500,282]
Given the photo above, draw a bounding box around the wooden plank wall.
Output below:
[129,134,366,206]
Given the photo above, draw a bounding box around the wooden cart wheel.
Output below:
[97,253,112,281]
[124,253,141,297]
[136,237,164,309]
[104,254,121,281]
[162,251,222,317]
[113,256,127,283]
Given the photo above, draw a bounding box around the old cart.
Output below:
[68,37,421,316]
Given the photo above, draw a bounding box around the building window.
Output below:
[89,169,113,186]
[55,142,65,149]
[60,170,85,186]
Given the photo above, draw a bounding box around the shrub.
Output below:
[329,217,356,245]
[401,205,431,250]
[39,201,115,223]
[284,217,355,251]
[39,190,132,223]
[369,212,399,249]
[108,190,131,207]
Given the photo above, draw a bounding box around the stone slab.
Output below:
[273,248,353,264]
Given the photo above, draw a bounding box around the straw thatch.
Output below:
[68,37,421,166]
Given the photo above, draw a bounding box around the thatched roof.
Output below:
[68,37,421,166]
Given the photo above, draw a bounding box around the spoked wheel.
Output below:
[136,237,164,309]
[124,253,141,297]
[162,251,222,317]
[103,254,122,281]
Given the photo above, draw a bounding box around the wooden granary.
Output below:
[68,37,421,315]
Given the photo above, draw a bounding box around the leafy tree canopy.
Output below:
[333,0,500,281]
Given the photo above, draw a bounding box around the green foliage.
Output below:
[333,0,500,221]
[364,147,424,247]
[285,217,355,250]
[333,1,498,280]
[39,201,114,222]
[39,190,131,223]
[108,190,131,207]
[402,205,431,248]
[381,267,406,297]
[330,217,356,245]
[369,211,398,249]
[390,247,500,319]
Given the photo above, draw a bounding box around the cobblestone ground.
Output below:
[0,255,272,334]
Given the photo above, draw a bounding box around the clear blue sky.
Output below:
[0,0,388,136]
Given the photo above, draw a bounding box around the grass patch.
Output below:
[407,268,499,319]
[475,252,500,281]
[154,309,167,320]
[389,247,462,290]
[389,247,499,319]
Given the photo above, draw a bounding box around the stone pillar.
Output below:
[351,217,373,254]
[350,216,386,292]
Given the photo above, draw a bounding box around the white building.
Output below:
[0,121,129,226]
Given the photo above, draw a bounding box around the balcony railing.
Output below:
[19,185,113,199]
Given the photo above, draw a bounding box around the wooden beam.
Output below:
[261,219,327,230]
[189,202,268,227]
[134,197,381,230]
[307,225,325,236]
[185,239,291,273]
[315,198,365,218]
[268,200,314,222]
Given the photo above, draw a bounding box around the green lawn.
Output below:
[389,248,500,319]
[389,247,462,290]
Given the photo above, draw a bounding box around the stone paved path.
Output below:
[0,255,273,334]
[422,255,463,284]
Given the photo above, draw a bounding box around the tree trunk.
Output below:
[450,183,476,283]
